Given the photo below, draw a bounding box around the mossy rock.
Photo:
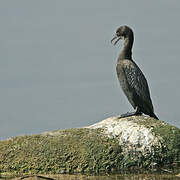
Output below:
[0,116,180,177]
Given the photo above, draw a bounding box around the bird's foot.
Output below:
[120,111,142,118]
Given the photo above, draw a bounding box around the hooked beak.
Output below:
[111,34,122,46]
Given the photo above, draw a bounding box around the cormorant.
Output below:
[111,25,158,120]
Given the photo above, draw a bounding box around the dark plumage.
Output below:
[111,25,158,119]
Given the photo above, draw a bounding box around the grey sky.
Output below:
[3,0,180,139]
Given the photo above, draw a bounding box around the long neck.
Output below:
[119,33,134,60]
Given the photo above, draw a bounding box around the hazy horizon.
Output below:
[3,0,180,139]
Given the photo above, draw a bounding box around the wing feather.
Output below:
[122,61,153,111]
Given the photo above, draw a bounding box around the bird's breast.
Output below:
[116,59,135,91]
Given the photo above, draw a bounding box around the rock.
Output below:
[0,116,180,177]
[11,175,55,180]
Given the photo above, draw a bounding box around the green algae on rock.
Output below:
[0,116,180,176]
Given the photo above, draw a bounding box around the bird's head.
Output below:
[111,25,133,45]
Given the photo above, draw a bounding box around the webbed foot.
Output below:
[120,111,142,118]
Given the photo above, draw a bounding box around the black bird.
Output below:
[111,25,158,119]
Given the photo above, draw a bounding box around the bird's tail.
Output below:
[150,113,159,120]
